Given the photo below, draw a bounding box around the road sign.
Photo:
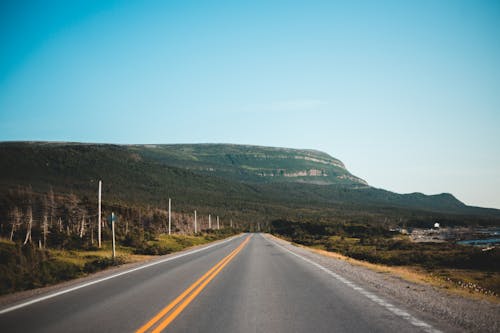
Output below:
[108,213,117,223]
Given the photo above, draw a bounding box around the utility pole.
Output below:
[168,198,172,235]
[230,219,233,228]
[111,212,116,260]
[98,180,102,248]
[208,214,212,229]
[194,210,197,234]
[217,216,220,230]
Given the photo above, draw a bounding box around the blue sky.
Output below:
[1,0,499,208]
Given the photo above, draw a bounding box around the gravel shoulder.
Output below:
[266,234,500,333]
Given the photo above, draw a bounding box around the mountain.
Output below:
[128,143,368,186]
[0,141,499,226]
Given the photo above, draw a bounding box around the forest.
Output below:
[0,186,240,295]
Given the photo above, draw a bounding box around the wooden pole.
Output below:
[168,198,171,235]
[208,214,211,229]
[194,210,197,234]
[98,180,102,248]
[111,212,116,260]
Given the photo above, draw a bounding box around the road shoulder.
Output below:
[0,234,241,311]
[266,233,500,333]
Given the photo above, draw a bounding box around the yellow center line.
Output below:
[136,235,251,333]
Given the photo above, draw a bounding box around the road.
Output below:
[0,233,446,333]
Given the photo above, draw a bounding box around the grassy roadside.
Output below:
[268,234,500,303]
[0,231,236,296]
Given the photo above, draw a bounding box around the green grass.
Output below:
[0,232,235,296]
[271,219,500,298]
[135,232,234,255]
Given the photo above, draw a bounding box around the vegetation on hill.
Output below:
[1,142,498,222]
[0,142,498,255]
[0,141,499,295]
[129,143,367,186]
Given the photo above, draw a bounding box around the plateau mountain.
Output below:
[0,142,498,227]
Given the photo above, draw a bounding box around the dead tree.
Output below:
[79,214,85,238]
[23,207,33,246]
[90,218,94,245]
[9,207,22,241]
[47,187,56,227]
[67,193,79,236]
[42,215,49,248]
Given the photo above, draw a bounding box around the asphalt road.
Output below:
[0,233,444,333]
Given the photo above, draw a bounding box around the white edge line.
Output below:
[265,235,442,333]
[0,234,244,315]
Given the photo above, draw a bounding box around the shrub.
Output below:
[83,257,125,273]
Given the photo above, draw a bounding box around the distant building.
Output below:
[434,222,440,229]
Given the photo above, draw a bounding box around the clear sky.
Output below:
[1,0,499,209]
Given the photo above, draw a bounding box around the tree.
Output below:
[47,187,56,227]
[79,214,85,238]
[23,207,33,246]
[9,207,22,241]
[42,215,49,248]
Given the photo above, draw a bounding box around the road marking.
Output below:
[137,235,251,333]
[0,234,243,315]
[266,236,442,333]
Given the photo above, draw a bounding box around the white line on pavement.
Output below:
[0,234,243,315]
[265,235,442,333]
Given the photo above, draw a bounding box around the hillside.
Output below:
[0,142,256,210]
[128,143,368,186]
[0,142,499,227]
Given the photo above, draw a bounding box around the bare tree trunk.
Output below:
[48,187,55,227]
[9,207,21,241]
[23,207,33,246]
[125,220,129,236]
[139,209,143,229]
[90,218,94,245]
[58,217,63,232]
[80,214,85,238]
[9,222,15,241]
[43,215,48,248]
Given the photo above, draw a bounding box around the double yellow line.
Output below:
[136,235,251,333]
